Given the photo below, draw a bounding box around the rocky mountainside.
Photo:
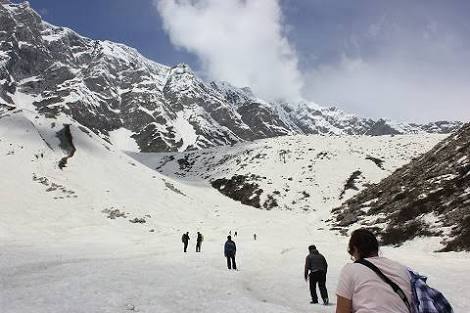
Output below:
[0,1,463,152]
[132,133,444,213]
[331,123,470,251]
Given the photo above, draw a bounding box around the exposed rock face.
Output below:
[56,124,75,169]
[332,123,470,251]
[211,175,265,209]
[0,1,463,152]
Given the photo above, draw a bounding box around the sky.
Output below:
[20,0,470,122]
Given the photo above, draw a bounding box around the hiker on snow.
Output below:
[224,235,237,270]
[182,232,190,253]
[196,232,204,252]
[336,229,411,313]
[336,228,454,313]
[304,244,329,305]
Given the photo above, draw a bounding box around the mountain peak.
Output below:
[171,63,193,74]
[0,0,463,153]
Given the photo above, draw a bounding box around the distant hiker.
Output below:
[181,232,190,253]
[304,245,329,305]
[196,232,204,252]
[336,229,413,313]
[253,233,257,240]
[224,235,237,270]
[234,231,238,237]
[279,149,287,163]
[229,230,232,236]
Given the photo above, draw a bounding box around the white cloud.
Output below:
[303,55,470,123]
[302,14,470,123]
[155,1,470,122]
[155,0,303,101]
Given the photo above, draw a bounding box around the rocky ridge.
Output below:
[331,123,470,251]
[0,1,463,152]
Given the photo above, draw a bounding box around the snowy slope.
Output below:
[332,123,470,251]
[0,1,463,154]
[1,1,469,312]
[0,108,194,241]
[1,108,469,312]
[132,134,444,213]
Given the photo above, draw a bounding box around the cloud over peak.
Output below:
[155,0,470,122]
[155,0,303,101]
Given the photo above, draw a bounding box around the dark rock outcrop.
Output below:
[211,175,264,209]
[56,124,75,169]
[332,123,470,251]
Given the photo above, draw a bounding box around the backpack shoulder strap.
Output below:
[356,259,411,311]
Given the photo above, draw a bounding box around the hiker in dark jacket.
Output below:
[182,232,190,253]
[304,245,329,304]
[196,232,204,252]
[224,235,237,270]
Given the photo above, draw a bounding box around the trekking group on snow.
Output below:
[180,228,453,312]
[181,231,204,253]
[181,231,242,271]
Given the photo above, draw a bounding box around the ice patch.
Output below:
[108,128,140,152]
[173,112,198,152]
[42,34,62,42]
[10,91,41,113]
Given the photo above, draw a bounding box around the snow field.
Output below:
[1,110,469,313]
[134,133,445,215]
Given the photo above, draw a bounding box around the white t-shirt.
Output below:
[336,257,411,313]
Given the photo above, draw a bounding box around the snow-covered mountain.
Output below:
[0,1,462,153]
[3,106,469,312]
[132,134,444,213]
[331,123,470,251]
[2,2,469,312]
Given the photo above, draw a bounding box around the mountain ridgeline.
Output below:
[331,123,470,251]
[0,1,462,152]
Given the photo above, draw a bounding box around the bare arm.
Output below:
[336,295,352,313]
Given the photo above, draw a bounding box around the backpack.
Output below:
[408,270,454,313]
[355,259,454,313]
[355,259,412,311]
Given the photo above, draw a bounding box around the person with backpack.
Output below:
[304,245,329,305]
[181,232,190,253]
[336,228,412,313]
[224,235,237,270]
[336,228,454,313]
[196,232,204,252]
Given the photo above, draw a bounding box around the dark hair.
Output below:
[308,245,316,251]
[348,228,379,259]
[227,235,231,240]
